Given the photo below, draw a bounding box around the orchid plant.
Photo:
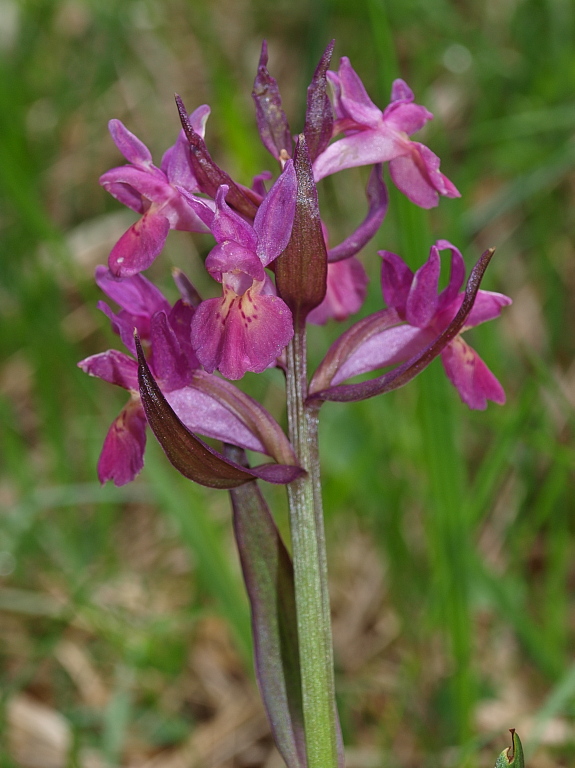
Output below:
[81,41,515,768]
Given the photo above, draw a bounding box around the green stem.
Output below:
[285,322,339,768]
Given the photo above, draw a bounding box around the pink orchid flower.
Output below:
[332,240,512,409]
[313,57,460,209]
[99,107,212,277]
[181,162,297,379]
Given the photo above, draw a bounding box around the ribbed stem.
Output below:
[285,322,339,768]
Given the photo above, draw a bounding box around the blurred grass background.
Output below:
[1,0,574,766]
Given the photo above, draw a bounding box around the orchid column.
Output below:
[81,39,511,768]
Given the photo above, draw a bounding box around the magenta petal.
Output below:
[162,105,211,186]
[206,242,265,284]
[307,257,368,325]
[441,336,506,409]
[380,251,414,317]
[332,325,432,384]
[390,79,414,103]
[166,386,267,455]
[100,165,171,203]
[137,336,303,488]
[253,160,297,265]
[98,176,146,214]
[78,350,138,390]
[406,244,440,327]
[191,293,294,379]
[464,290,513,328]
[212,186,258,249]
[108,212,171,277]
[436,240,466,308]
[149,311,192,390]
[108,119,153,168]
[168,299,199,365]
[97,400,147,486]
[97,302,140,354]
[95,266,170,316]
[389,143,460,208]
[389,153,441,208]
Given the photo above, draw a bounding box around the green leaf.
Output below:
[495,730,525,768]
[226,445,307,768]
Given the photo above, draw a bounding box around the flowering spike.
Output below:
[274,135,328,328]
[252,40,293,161]
[175,94,259,219]
[136,335,304,487]
[303,40,335,162]
[308,248,500,403]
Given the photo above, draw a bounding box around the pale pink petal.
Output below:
[307,257,368,325]
[108,211,170,277]
[335,57,382,128]
[381,101,433,135]
[97,400,147,486]
[313,128,403,181]
[441,336,506,409]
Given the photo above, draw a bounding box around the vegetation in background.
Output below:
[1,0,574,765]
